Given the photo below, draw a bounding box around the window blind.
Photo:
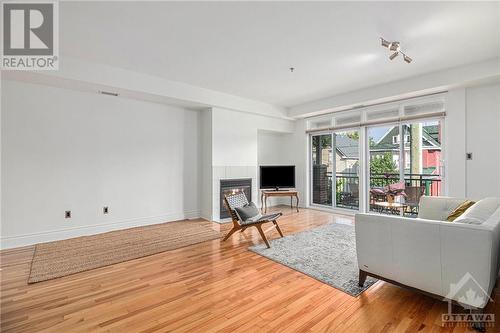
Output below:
[306,93,446,133]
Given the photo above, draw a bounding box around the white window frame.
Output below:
[306,93,447,214]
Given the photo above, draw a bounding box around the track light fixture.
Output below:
[403,54,412,63]
[389,42,400,52]
[389,52,399,60]
[380,38,390,48]
[380,37,412,64]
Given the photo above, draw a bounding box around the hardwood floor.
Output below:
[1,207,498,332]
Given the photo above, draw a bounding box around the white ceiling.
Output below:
[60,1,500,108]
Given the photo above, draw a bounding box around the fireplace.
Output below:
[220,178,252,219]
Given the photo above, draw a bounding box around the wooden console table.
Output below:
[261,190,299,213]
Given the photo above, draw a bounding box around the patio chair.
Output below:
[223,192,284,248]
[341,183,359,208]
[350,183,359,201]
[404,186,425,215]
[369,187,386,211]
[386,181,407,200]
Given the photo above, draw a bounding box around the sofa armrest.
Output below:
[355,213,496,307]
[417,196,465,220]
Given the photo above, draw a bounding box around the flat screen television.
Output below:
[260,165,295,190]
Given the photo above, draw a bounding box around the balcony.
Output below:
[314,171,441,216]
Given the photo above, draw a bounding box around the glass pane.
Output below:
[334,130,359,210]
[368,125,404,214]
[308,116,332,131]
[312,134,333,206]
[403,120,442,216]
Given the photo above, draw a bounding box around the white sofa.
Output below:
[355,196,500,309]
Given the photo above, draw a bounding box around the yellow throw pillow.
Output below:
[446,200,476,222]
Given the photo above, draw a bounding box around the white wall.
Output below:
[257,121,309,210]
[4,56,288,119]
[444,83,500,199]
[465,83,500,199]
[209,107,295,221]
[257,131,295,166]
[257,130,295,206]
[211,107,294,166]
[200,109,213,220]
[290,119,309,209]
[1,80,201,248]
[444,88,467,198]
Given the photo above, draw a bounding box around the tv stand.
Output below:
[261,189,299,214]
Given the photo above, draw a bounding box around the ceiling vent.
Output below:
[98,90,119,97]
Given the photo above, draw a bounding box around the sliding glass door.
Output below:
[401,119,443,215]
[334,130,360,210]
[311,134,333,206]
[311,130,360,210]
[310,119,442,216]
[308,95,446,216]
[368,124,404,214]
[367,119,443,216]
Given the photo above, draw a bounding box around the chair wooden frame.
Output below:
[222,193,284,248]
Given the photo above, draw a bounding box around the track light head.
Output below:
[389,42,400,52]
[380,38,390,48]
[389,52,399,60]
[403,54,412,63]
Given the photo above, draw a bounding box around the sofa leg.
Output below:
[358,269,368,287]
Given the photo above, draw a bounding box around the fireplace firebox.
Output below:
[220,179,252,219]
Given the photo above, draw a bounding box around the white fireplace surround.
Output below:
[212,166,258,223]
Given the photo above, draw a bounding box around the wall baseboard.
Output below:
[0,210,201,250]
[200,213,213,221]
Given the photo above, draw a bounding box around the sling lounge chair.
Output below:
[223,192,284,248]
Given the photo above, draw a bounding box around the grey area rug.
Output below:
[249,223,377,297]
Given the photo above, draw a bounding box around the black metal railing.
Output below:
[368,173,441,196]
[334,172,360,209]
[314,172,442,213]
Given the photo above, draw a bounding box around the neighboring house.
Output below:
[335,135,359,174]
[370,124,441,175]
[317,134,359,174]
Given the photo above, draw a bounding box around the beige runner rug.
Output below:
[28,220,220,283]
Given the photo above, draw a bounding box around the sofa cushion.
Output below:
[446,200,475,222]
[454,197,500,224]
[234,202,262,223]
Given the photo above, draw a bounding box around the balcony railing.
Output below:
[367,172,441,197]
[313,171,442,214]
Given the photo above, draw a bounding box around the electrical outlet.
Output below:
[103,206,109,214]
[65,210,71,218]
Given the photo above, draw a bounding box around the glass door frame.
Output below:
[364,121,404,215]
[309,131,334,209]
[363,117,446,215]
[400,116,446,198]
[309,127,362,213]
